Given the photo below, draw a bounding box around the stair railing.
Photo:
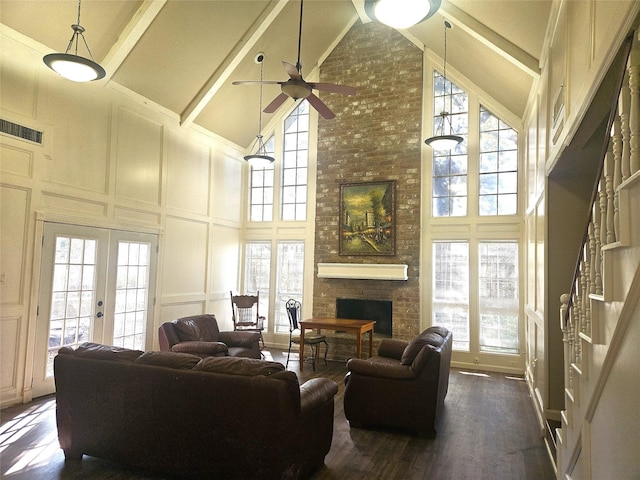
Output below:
[560,35,636,393]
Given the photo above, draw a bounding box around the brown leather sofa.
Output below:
[158,314,261,359]
[343,326,452,436]
[54,342,339,479]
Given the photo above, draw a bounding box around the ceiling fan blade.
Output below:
[263,92,290,113]
[306,93,335,120]
[283,61,302,80]
[309,83,356,96]
[232,80,282,86]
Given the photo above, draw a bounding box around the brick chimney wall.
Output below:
[312,20,424,360]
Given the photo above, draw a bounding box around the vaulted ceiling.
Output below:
[1,0,552,149]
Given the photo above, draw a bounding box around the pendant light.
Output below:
[43,0,105,82]
[364,0,441,29]
[244,53,275,168]
[425,21,463,151]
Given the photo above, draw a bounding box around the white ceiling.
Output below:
[0,0,552,148]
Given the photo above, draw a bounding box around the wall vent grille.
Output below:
[0,118,43,144]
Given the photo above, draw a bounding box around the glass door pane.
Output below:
[33,224,109,397]
[112,241,151,350]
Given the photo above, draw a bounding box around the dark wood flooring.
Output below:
[0,349,555,479]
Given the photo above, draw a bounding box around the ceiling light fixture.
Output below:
[43,0,105,82]
[244,53,275,168]
[364,0,441,29]
[425,20,463,151]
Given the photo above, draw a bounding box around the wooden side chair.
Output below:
[230,291,265,349]
[285,298,328,371]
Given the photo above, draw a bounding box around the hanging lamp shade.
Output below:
[364,0,441,29]
[43,0,105,82]
[244,53,275,168]
[425,20,463,151]
[244,135,275,168]
[424,133,463,151]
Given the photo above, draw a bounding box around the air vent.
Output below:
[0,118,43,144]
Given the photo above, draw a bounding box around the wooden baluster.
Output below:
[582,244,591,337]
[604,147,616,244]
[588,221,596,294]
[619,72,631,181]
[592,195,603,295]
[571,290,581,367]
[571,277,582,367]
[629,41,640,175]
[612,117,622,241]
[567,297,575,390]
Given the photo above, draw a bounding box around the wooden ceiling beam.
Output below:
[180,0,289,129]
[100,0,167,83]
[441,2,540,78]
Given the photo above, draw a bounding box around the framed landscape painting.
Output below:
[339,180,395,256]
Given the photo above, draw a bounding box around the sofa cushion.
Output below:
[401,329,446,365]
[171,341,228,355]
[73,342,144,362]
[135,351,201,370]
[174,315,220,342]
[193,356,284,376]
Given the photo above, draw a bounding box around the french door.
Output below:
[32,223,157,397]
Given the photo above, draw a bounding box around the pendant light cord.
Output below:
[442,21,452,133]
[443,21,450,88]
[65,0,97,61]
[258,59,265,136]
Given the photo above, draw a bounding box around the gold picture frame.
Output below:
[339,181,396,256]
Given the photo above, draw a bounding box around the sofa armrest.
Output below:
[377,338,409,360]
[171,341,228,355]
[346,358,416,380]
[219,331,261,347]
[300,378,338,416]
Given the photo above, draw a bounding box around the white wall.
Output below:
[0,31,246,407]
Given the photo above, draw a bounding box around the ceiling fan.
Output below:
[233,0,356,120]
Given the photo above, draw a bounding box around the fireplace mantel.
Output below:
[317,263,408,281]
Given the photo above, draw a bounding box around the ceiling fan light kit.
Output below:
[425,20,463,151]
[281,80,312,100]
[365,0,441,29]
[43,0,105,82]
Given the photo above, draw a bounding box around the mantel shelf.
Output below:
[317,263,408,281]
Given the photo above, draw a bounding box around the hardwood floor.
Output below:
[0,349,555,479]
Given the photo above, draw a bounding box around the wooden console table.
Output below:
[299,318,376,371]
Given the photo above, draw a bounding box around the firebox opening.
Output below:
[336,298,392,337]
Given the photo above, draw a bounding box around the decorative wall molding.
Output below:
[317,263,408,281]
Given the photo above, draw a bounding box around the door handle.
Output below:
[96,312,104,318]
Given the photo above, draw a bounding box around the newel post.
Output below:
[560,293,572,391]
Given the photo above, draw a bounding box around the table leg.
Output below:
[356,330,362,359]
[299,328,305,371]
[368,328,373,357]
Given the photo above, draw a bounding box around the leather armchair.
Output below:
[158,314,261,359]
[343,326,452,436]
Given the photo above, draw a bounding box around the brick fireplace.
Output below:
[312,20,423,361]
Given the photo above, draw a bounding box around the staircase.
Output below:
[555,38,640,480]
